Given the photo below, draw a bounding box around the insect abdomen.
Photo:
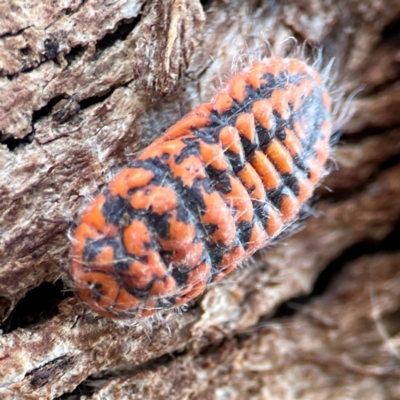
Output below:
[70,58,332,319]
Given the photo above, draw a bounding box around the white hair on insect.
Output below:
[68,31,343,325]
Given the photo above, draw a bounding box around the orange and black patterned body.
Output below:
[70,58,332,319]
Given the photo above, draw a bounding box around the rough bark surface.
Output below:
[0,0,400,399]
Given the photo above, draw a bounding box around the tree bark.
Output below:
[0,0,400,398]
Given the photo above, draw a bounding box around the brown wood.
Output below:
[0,0,400,398]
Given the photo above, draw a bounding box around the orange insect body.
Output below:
[70,58,332,319]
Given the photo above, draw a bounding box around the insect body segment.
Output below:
[70,58,332,319]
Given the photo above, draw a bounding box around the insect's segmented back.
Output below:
[70,58,332,319]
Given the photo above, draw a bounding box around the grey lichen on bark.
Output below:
[0,0,400,399]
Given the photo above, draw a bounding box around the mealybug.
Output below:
[69,58,332,320]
